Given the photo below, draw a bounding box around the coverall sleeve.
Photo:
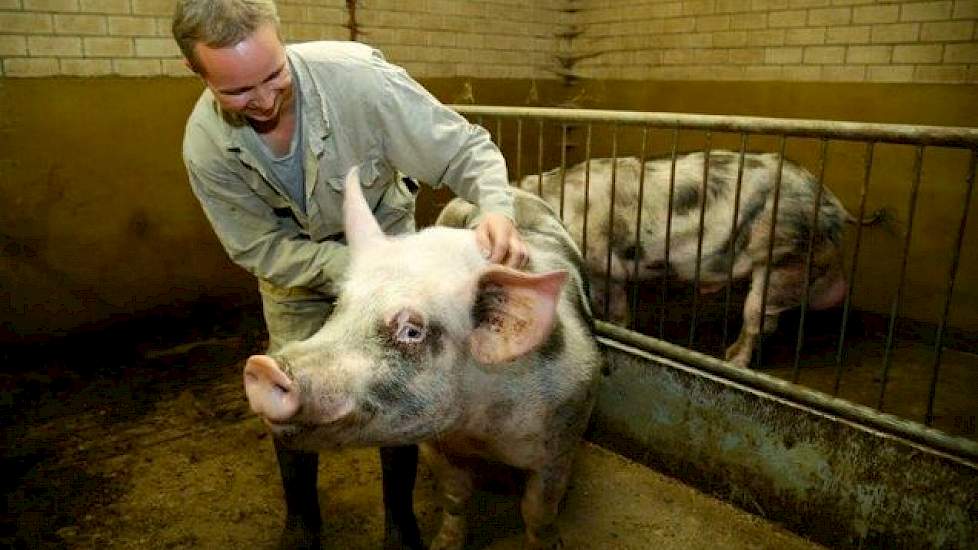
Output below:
[370,58,515,221]
[185,155,349,294]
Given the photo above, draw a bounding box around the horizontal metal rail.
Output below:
[596,321,978,463]
[457,104,978,462]
[450,105,978,148]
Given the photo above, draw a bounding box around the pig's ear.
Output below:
[343,165,385,252]
[469,265,567,365]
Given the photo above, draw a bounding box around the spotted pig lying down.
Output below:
[244,167,603,549]
[517,151,853,368]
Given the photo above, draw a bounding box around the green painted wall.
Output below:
[1,77,976,343]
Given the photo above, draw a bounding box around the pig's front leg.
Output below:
[521,459,573,549]
[380,445,424,550]
[425,448,474,550]
[725,266,786,368]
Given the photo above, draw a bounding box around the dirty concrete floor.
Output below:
[2,310,822,549]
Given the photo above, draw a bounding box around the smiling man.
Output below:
[171,0,526,548]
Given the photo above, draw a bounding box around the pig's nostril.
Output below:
[244,354,300,423]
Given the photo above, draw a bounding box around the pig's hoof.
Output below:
[725,352,751,369]
[430,516,465,550]
[431,526,465,550]
[724,344,750,368]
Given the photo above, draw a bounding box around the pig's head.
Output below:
[243,167,568,451]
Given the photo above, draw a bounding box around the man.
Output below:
[171,0,527,547]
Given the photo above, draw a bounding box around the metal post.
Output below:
[878,145,924,411]
[689,133,713,348]
[792,139,830,383]
[834,142,875,395]
[925,149,977,426]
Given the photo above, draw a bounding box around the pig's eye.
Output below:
[390,309,427,344]
[397,322,426,343]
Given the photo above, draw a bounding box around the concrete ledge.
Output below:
[587,338,978,549]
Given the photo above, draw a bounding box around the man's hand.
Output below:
[474,212,529,269]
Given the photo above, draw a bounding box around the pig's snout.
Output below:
[244,355,301,423]
[244,355,355,426]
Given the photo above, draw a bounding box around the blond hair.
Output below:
[172,0,280,74]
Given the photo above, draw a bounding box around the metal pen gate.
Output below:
[451,105,978,462]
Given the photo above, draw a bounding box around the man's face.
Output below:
[192,22,293,124]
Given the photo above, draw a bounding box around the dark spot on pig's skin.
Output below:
[620,244,643,261]
[545,393,590,451]
[366,375,426,420]
[707,174,728,200]
[744,156,765,170]
[536,320,565,359]
[368,377,408,406]
[708,152,736,168]
[605,215,633,252]
[707,191,767,274]
[487,399,515,425]
[671,185,700,215]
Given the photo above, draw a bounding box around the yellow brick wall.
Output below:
[0,0,565,78]
[572,0,978,83]
[1,0,975,82]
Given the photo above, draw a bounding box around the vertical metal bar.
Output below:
[926,148,977,426]
[604,125,620,320]
[660,127,680,339]
[559,124,568,221]
[755,136,788,368]
[877,145,925,411]
[792,139,829,383]
[722,135,750,351]
[537,119,545,196]
[630,127,650,330]
[833,142,875,395]
[516,118,523,182]
[689,133,713,347]
[582,124,593,263]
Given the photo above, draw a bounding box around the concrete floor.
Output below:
[3,319,822,549]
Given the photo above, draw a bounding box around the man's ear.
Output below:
[183,57,203,77]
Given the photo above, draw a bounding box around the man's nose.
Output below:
[254,84,275,110]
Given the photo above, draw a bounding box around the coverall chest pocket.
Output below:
[324,156,395,210]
